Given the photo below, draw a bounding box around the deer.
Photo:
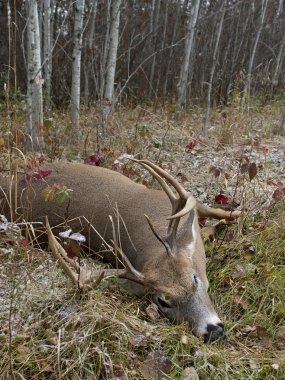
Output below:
[0,159,241,342]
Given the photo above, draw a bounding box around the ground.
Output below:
[0,102,285,379]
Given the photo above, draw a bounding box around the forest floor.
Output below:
[0,101,285,379]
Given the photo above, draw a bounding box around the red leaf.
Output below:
[215,194,229,205]
[85,153,101,166]
[274,181,284,188]
[19,237,30,247]
[32,169,52,180]
[185,138,201,152]
[273,189,284,202]
[248,162,257,181]
[198,217,207,227]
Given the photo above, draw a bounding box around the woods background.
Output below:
[1,0,284,113]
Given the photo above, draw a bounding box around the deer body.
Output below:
[1,160,241,342]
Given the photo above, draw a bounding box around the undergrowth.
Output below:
[0,103,285,379]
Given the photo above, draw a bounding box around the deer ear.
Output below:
[179,210,197,258]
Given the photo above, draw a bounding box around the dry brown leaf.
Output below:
[233,295,249,310]
[256,326,267,338]
[182,367,199,380]
[45,330,58,345]
[180,335,189,345]
[232,264,246,279]
[129,334,147,347]
[249,162,257,181]
[15,345,31,362]
[145,303,161,321]
[139,350,172,380]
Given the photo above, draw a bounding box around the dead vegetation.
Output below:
[0,103,285,379]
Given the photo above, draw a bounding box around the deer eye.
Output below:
[157,296,172,309]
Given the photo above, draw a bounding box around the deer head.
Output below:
[126,159,224,342]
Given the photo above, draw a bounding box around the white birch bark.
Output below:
[104,0,121,101]
[273,33,285,86]
[177,0,200,107]
[70,0,85,133]
[155,0,169,95]
[277,0,283,17]
[204,0,226,131]
[84,0,98,106]
[99,1,110,99]
[43,0,52,114]
[26,0,44,150]
[243,0,268,103]
[148,0,161,97]
[163,1,181,99]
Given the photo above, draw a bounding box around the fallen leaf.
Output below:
[248,162,257,181]
[210,166,221,178]
[232,264,246,279]
[129,334,147,347]
[249,359,259,369]
[256,326,267,338]
[215,194,229,205]
[240,325,256,334]
[139,350,172,380]
[145,303,160,321]
[182,367,199,380]
[180,335,189,345]
[127,351,138,368]
[66,240,81,259]
[45,331,58,345]
[233,295,248,310]
[240,163,249,174]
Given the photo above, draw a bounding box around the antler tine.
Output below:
[167,196,196,220]
[144,214,173,256]
[111,240,145,283]
[46,217,145,292]
[130,158,176,204]
[130,159,188,199]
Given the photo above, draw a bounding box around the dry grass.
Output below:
[0,102,285,379]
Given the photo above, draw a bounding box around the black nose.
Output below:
[204,323,224,343]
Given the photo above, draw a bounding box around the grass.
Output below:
[0,102,285,379]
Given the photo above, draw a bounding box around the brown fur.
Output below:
[0,162,240,341]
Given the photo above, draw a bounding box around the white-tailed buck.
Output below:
[0,159,241,342]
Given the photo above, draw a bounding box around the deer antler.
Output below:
[130,159,196,256]
[46,218,145,292]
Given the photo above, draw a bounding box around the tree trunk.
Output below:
[243,0,268,103]
[84,0,98,107]
[43,0,52,115]
[163,1,181,99]
[148,0,161,98]
[204,0,227,131]
[104,0,121,102]
[70,0,85,136]
[177,0,200,107]
[26,0,44,150]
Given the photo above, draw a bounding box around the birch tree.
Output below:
[104,0,121,101]
[43,0,52,115]
[84,0,98,106]
[177,0,200,107]
[148,0,161,98]
[204,0,226,131]
[70,0,85,134]
[26,0,44,150]
[243,0,269,103]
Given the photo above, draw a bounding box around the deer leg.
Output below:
[196,202,242,220]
